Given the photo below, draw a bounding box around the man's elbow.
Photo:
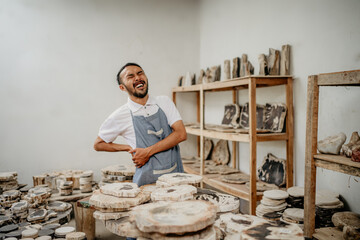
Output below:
[93,143,100,151]
[179,131,187,142]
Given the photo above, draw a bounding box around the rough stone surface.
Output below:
[224,60,231,80]
[263,103,287,132]
[151,185,196,202]
[239,103,265,130]
[211,140,230,165]
[318,132,347,155]
[268,48,280,75]
[258,54,268,75]
[100,183,140,198]
[280,44,291,75]
[156,173,202,187]
[195,191,239,213]
[232,57,240,78]
[332,211,360,230]
[101,164,135,177]
[352,149,360,162]
[258,153,286,187]
[240,54,254,77]
[341,131,360,157]
[221,104,240,128]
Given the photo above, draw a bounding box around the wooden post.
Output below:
[75,198,95,240]
[286,77,294,188]
[304,75,319,238]
[249,78,257,215]
[232,89,238,169]
[197,91,200,157]
[200,86,205,188]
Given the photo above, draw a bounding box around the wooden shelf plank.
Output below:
[172,75,292,93]
[314,155,360,177]
[317,69,360,86]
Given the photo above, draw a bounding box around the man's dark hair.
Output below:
[116,62,143,85]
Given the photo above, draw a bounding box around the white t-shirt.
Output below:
[98,95,182,149]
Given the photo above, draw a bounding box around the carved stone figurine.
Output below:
[197,69,205,84]
[232,57,240,78]
[280,44,290,75]
[177,76,183,87]
[268,48,280,75]
[184,72,192,86]
[240,54,254,77]
[211,65,221,82]
[258,54,269,75]
[341,131,360,158]
[224,60,231,80]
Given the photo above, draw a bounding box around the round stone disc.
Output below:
[55,226,75,236]
[151,185,197,202]
[282,208,304,222]
[263,189,289,200]
[100,182,140,198]
[332,211,360,230]
[157,173,202,187]
[287,186,304,197]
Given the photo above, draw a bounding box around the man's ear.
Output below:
[119,84,126,92]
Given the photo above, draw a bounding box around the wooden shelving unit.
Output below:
[303,70,360,238]
[172,75,294,215]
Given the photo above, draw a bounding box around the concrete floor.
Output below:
[67,218,125,240]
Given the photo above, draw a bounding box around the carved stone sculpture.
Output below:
[258,153,286,187]
[224,60,231,80]
[263,103,287,133]
[232,57,240,78]
[151,185,197,202]
[240,54,254,77]
[239,103,265,130]
[204,138,214,160]
[221,104,240,127]
[318,133,347,155]
[268,48,280,75]
[258,54,268,75]
[280,44,291,75]
[341,131,360,158]
[209,65,221,82]
[211,140,230,165]
[198,69,205,84]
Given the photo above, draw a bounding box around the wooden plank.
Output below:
[312,227,343,240]
[317,69,360,86]
[314,154,360,169]
[256,133,288,141]
[200,86,205,178]
[315,159,360,177]
[172,84,201,92]
[249,78,257,215]
[197,91,200,157]
[255,78,287,86]
[232,89,238,169]
[304,75,319,238]
[75,201,95,240]
[286,77,294,188]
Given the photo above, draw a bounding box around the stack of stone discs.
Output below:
[0,172,18,192]
[332,211,360,240]
[1,190,21,208]
[100,164,135,185]
[282,208,304,229]
[0,223,20,239]
[156,173,203,187]
[27,209,48,224]
[106,200,217,239]
[24,186,52,207]
[315,190,343,228]
[54,226,75,238]
[79,171,93,193]
[195,188,240,215]
[10,200,29,222]
[287,186,304,208]
[256,190,288,218]
[58,181,73,196]
[90,182,150,222]
[151,184,197,202]
[66,231,87,240]
[45,201,72,225]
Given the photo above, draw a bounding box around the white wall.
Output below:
[0,0,199,183]
[196,0,360,212]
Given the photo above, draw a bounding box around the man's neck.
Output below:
[129,94,149,106]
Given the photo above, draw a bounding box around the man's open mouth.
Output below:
[134,81,145,89]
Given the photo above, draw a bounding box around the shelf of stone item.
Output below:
[185,126,288,142]
[172,75,292,93]
[314,154,360,177]
[183,164,263,201]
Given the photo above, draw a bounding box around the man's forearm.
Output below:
[147,128,186,156]
[94,136,131,152]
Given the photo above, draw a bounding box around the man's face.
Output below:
[120,65,149,98]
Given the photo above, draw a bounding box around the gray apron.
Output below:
[130,105,184,187]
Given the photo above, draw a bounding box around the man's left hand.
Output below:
[129,148,151,168]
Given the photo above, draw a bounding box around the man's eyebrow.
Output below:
[137,70,143,74]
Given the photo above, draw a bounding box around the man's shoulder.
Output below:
[108,103,131,119]
[154,95,172,103]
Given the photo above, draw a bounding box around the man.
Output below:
[94,63,186,187]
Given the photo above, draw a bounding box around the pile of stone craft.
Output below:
[23,186,52,208]
[0,172,18,192]
[151,185,197,202]
[332,211,360,240]
[101,164,135,185]
[45,201,72,225]
[221,173,250,184]
[315,190,343,228]
[10,200,28,223]
[1,190,21,208]
[245,181,279,192]
[106,200,218,239]
[256,190,288,218]
[79,170,93,193]
[282,208,304,229]
[156,173,202,188]
[90,182,150,222]
[58,181,73,196]
[317,132,347,155]
[221,104,241,128]
[341,131,360,161]
[287,186,304,208]
[214,212,303,240]
[195,188,240,215]
[258,153,286,187]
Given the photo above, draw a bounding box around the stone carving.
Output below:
[130,200,217,234]
[156,173,202,187]
[177,76,183,87]
[197,69,205,84]
[221,104,240,127]
[341,131,360,158]
[280,44,291,75]
[204,138,214,160]
[240,54,254,77]
[317,132,347,155]
[224,60,231,80]
[258,153,286,187]
[100,183,140,198]
[258,54,269,75]
[263,103,287,132]
[211,140,230,165]
[239,103,265,130]
[232,57,240,78]
[151,185,197,202]
[268,48,280,75]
